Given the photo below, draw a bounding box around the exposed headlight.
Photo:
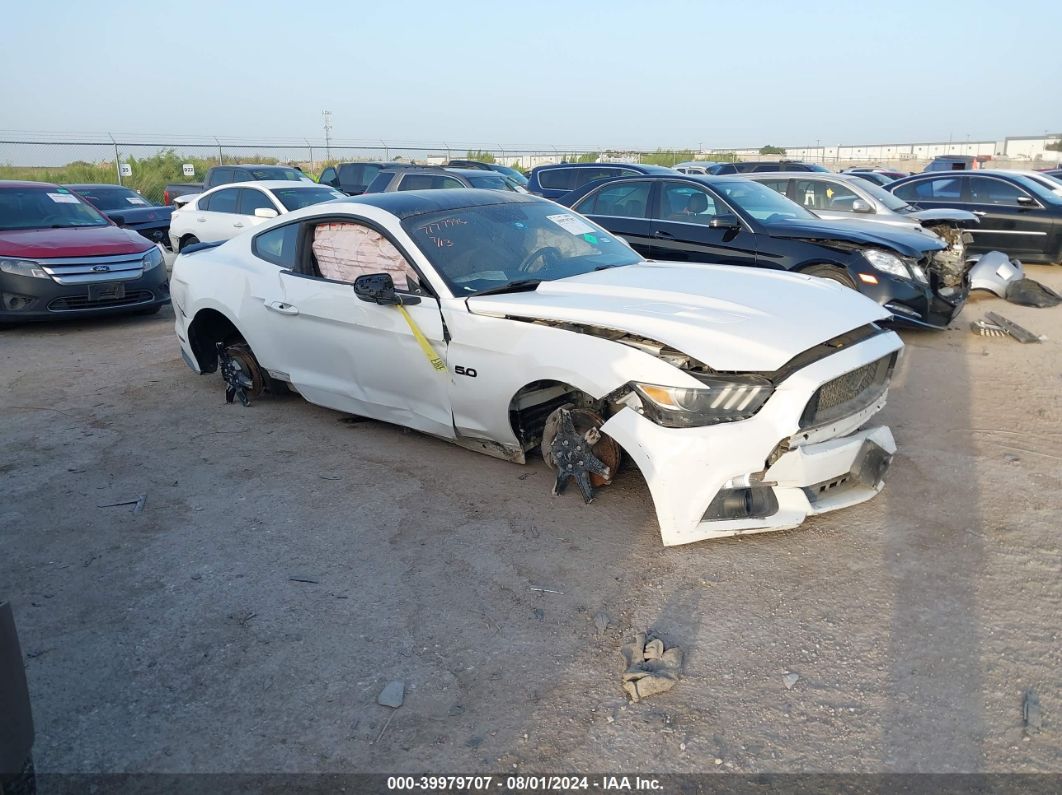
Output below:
[0,258,49,279]
[142,246,164,270]
[908,261,929,284]
[631,375,774,427]
[863,249,922,282]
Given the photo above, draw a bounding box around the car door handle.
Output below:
[652,229,675,239]
[972,211,987,216]
[196,217,206,223]
[233,222,244,228]
[265,301,298,315]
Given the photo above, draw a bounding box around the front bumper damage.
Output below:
[601,331,902,546]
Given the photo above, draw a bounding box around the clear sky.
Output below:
[1,0,1058,149]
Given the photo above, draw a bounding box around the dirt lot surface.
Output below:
[2,268,1060,775]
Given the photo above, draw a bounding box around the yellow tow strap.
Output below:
[396,304,446,373]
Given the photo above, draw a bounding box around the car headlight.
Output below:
[0,258,49,279]
[863,248,923,283]
[142,246,164,271]
[631,375,774,427]
[907,261,929,284]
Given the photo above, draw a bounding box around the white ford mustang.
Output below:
[170,190,903,546]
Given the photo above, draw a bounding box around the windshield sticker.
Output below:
[126,197,148,205]
[582,233,599,244]
[546,213,595,235]
[47,192,80,204]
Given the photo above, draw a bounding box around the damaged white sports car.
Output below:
[171,190,903,546]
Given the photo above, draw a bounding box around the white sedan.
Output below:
[168,180,344,252]
[170,190,903,546]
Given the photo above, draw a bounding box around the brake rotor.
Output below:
[217,342,265,406]
[541,406,622,488]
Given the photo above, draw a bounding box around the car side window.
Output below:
[752,164,782,172]
[319,167,337,186]
[252,223,300,268]
[795,180,860,211]
[237,188,276,215]
[756,178,790,197]
[207,167,233,187]
[366,172,395,192]
[655,183,719,224]
[895,177,963,202]
[574,181,652,218]
[537,168,579,190]
[206,188,239,214]
[309,221,422,292]
[968,177,1027,206]
[398,174,465,191]
[232,169,253,183]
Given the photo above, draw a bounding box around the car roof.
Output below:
[223,164,299,169]
[0,179,60,189]
[204,180,330,192]
[748,171,861,181]
[532,162,672,172]
[446,168,505,177]
[63,183,137,190]
[341,188,540,219]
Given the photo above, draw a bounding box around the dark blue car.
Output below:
[527,162,676,200]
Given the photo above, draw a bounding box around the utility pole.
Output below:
[322,110,333,161]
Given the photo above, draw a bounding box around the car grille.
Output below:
[39,252,145,285]
[800,353,897,428]
[48,290,155,312]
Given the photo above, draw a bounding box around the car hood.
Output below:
[466,261,891,372]
[105,205,174,224]
[0,225,154,258]
[902,207,980,227]
[766,217,945,256]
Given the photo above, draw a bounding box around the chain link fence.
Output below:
[0,135,710,204]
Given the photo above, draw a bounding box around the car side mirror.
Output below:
[1016,196,1036,208]
[851,199,874,213]
[352,273,421,306]
[708,213,741,229]
[110,213,126,227]
[254,207,279,219]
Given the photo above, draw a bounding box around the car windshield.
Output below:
[466,174,515,191]
[272,186,345,210]
[70,186,153,211]
[1017,173,1062,203]
[491,165,529,185]
[248,167,304,181]
[403,200,642,295]
[713,179,817,222]
[857,180,911,211]
[0,187,109,230]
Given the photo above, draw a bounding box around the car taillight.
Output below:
[163,189,170,204]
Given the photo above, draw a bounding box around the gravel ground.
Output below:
[2,268,1060,775]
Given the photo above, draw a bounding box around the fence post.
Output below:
[109,133,122,185]
[306,141,314,173]
[215,137,223,164]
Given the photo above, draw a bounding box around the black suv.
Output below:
[709,160,831,175]
[527,162,676,200]
[363,167,521,193]
[561,174,964,329]
[318,162,421,195]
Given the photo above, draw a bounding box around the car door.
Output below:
[647,180,759,266]
[235,188,281,233]
[569,180,654,255]
[963,176,1052,259]
[254,217,454,439]
[194,187,241,243]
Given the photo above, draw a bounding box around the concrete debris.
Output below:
[783,673,800,690]
[377,680,405,708]
[1023,688,1042,734]
[620,632,682,702]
